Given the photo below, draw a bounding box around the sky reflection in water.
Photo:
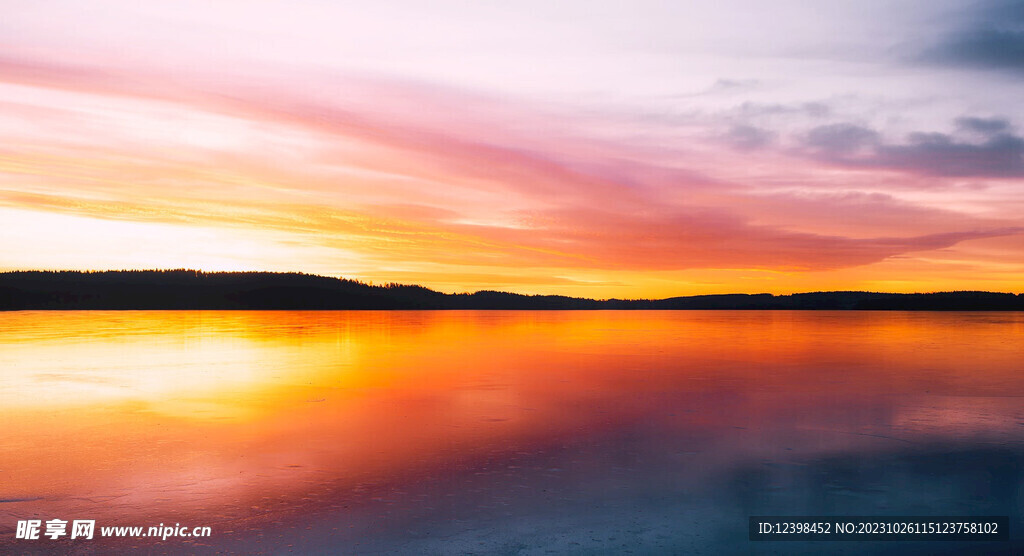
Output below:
[1,310,1022,553]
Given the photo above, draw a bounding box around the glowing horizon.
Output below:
[2,1,1023,297]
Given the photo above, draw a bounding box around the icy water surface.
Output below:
[1,310,1022,553]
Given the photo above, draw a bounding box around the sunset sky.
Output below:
[2,1,1023,297]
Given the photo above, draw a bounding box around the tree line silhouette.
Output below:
[2,270,1023,310]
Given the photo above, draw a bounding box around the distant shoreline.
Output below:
[2,270,1024,311]
[2,270,1023,311]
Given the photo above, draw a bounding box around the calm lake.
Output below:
[1,310,1022,553]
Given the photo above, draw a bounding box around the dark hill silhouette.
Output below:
[1,270,1022,310]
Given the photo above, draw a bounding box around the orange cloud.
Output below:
[1,55,1023,296]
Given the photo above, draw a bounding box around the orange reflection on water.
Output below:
[1,310,1023,545]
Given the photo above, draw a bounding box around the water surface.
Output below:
[1,310,1022,553]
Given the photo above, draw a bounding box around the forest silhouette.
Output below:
[2,270,1023,310]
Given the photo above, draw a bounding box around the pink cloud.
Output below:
[1,52,1022,284]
